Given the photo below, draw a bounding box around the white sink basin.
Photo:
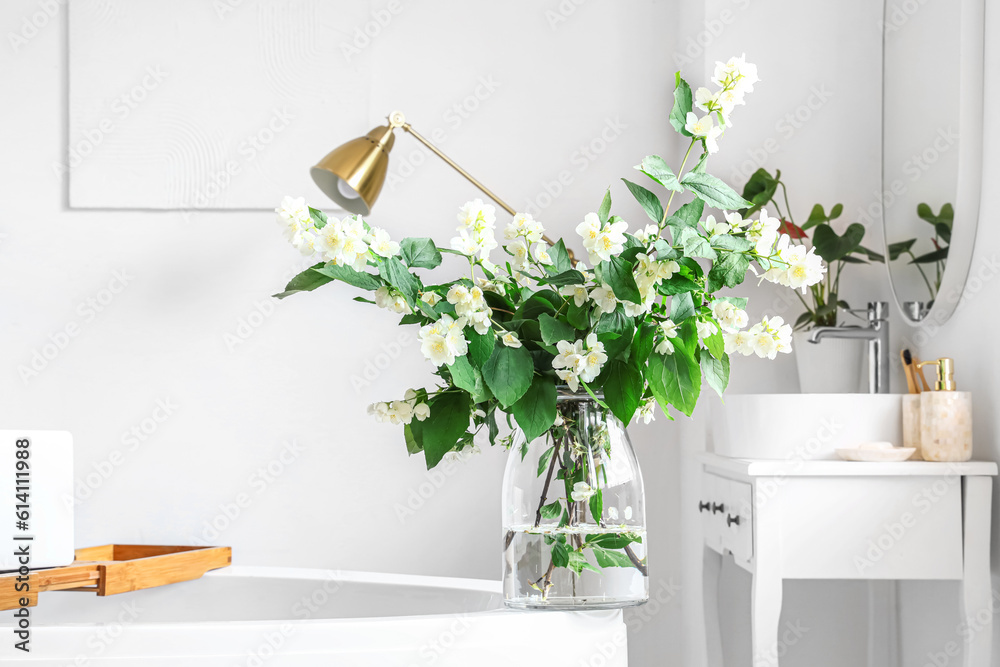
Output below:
[709,394,904,460]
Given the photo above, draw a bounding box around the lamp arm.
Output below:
[398,122,516,216]
[388,111,568,260]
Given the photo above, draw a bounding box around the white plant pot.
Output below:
[792,329,867,393]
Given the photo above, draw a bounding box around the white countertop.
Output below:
[701,453,998,477]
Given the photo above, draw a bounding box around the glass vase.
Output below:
[502,389,648,609]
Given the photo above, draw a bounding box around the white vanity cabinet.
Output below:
[700,454,997,667]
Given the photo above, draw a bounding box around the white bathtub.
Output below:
[4,566,628,665]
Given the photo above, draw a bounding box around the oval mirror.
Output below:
[880,0,984,325]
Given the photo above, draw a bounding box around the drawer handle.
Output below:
[726,514,740,527]
[698,501,710,513]
[712,503,725,514]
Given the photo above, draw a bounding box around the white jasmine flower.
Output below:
[655,338,674,355]
[505,212,546,243]
[635,224,660,244]
[724,211,748,229]
[746,208,781,255]
[413,403,430,421]
[724,330,755,356]
[276,196,311,227]
[710,300,749,333]
[712,53,759,96]
[703,215,731,237]
[508,238,530,271]
[555,368,581,392]
[685,112,724,154]
[552,339,585,370]
[374,286,411,314]
[367,227,400,258]
[590,284,618,314]
[501,331,522,348]
[697,320,719,342]
[468,310,492,335]
[694,87,718,113]
[421,291,442,306]
[660,319,679,338]
[571,481,597,503]
[635,398,657,424]
[729,315,793,360]
[452,199,498,260]
[577,214,628,265]
[458,198,496,229]
[417,314,469,367]
[560,284,589,307]
[535,244,553,265]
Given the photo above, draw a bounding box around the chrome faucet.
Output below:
[808,301,890,394]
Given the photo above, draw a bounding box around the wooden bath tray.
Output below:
[0,544,231,610]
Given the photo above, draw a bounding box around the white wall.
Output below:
[1,1,689,664]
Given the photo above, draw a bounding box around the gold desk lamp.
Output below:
[310,110,565,254]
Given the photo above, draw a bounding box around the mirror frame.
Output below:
[880,0,985,326]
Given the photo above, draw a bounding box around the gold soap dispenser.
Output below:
[916,358,973,462]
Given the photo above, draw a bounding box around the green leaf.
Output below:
[540,500,562,520]
[589,489,604,523]
[857,245,886,263]
[541,269,586,286]
[512,375,557,443]
[670,292,696,322]
[399,237,443,269]
[681,172,751,211]
[739,168,778,217]
[548,239,573,273]
[551,542,570,568]
[567,550,599,574]
[622,179,664,223]
[421,392,472,469]
[669,72,693,137]
[448,356,486,401]
[466,329,495,368]
[592,546,634,568]
[537,446,555,477]
[635,155,684,192]
[567,299,590,330]
[910,247,949,264]
[589,533,642,549]
[403,423,422,455]
[675,198,705,227]
[917,202,954,228]
[657,274,701,296]
[274,262,332,298]
[539,313,576,346]
[598,189,612,224]
[317,263,383,290]
[710,234,753,252]
[593,307,632,337]
[605,256,642,303]
[887,239,917,261]
[308,207,328,228]
[632,321,657,364]
[648,349,702,417]
[603,360,643,424]
[379,258,420,305]
[482,345,534,408]
[812,223,866,262]
[700,348,730,397]
[706,252,750,292]
[677,227,717,261]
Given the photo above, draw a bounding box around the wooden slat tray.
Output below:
[0,544,231,610]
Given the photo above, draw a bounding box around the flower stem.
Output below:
[660,139,697,226]
[534,441,561,527]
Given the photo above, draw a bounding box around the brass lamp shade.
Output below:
[310,125,395,216]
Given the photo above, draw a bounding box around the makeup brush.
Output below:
[910,351,932,392]
[901,349,918,394]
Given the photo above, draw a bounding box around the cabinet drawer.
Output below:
[700,472,753,565]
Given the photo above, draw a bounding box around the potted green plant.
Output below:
[738,167,877,392]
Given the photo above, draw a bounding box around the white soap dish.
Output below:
[836,442,915,462]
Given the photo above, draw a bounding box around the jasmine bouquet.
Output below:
[274,56,824,470]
